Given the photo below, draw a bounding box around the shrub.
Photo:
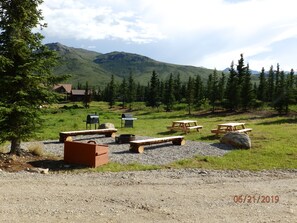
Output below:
[27,142,44,156]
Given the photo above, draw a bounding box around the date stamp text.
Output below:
[233,195,279,203]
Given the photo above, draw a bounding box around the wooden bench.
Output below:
[129,136,185,153]
[211,128,252,135]
[186,125,203,132]
[235,128,252,133]
[211,129,226,134]
[167,125,203,133]
[59,128,117,142]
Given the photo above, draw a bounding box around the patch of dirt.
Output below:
[0,151,62,172]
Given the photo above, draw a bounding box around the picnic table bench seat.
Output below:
[59,128,117,142]
[167,125,203,133]
[129,136,185,153]
[211,128,252,135]
[235,128,252,133]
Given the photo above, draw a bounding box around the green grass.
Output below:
[34,101,297,172]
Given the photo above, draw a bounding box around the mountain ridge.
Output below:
[46,42,218,87]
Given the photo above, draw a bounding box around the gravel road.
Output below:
[1,136,296,222]
[0,169,296,223]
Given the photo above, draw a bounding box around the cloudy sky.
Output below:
[40,0,297,71]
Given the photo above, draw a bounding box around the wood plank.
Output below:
[236,128,252,133]
[59,128,117,142]
[129,136,185,153]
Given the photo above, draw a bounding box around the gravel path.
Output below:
[0,169,296,222]
[35,135,233,165]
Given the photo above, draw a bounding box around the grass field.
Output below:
[35,101,297,171]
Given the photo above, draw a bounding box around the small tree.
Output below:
[0,0,63,155]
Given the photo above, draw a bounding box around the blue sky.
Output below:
[40,0,297,71]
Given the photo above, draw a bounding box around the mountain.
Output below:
[46,42,216,87]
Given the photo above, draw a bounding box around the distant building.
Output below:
[53,84,72,100]
[71,89,92,102]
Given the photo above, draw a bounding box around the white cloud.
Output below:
[41,0,166,43]
[40,0,297,70]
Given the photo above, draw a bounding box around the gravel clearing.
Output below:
[35,135,233,165]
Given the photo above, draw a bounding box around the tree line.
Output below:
[88,54,297,114]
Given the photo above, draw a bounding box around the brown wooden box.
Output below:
[64,141,108,167]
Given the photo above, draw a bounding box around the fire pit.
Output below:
[115,134,136,144]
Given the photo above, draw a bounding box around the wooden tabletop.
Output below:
[218,122,245,127]
[172,120,197,124]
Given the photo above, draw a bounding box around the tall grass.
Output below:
[34,101,297,171]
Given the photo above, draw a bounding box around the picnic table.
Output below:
[211,122,252,136]
[167,120,203,134]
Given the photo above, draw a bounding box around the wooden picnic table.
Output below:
[167,120,203,134]
[211,122,252,136]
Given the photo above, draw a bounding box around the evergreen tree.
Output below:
[107,75,116,108]
[186,77,195,115]
[173,73,182,103]
[241,64,254,110]
[194,74,204,107]
[273,63,281,102]
[147,70,160,107]
[208,69,219,112]
[284,69,296,114]
[267,65,275,102]
[127,73,136,109]
[136,83,145,102]
[236,54,247,88]
[257,67,267,102]
[224,61,239,110]
[164,74,175,111]
[119,78,128,108]
[273,70,286,114]
[218,72,226,105]
[0,0,63,154]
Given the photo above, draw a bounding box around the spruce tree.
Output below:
[127,73,136,109]
[267,65,275,103]
[273,70,286,114]
[147,70,160,107]
[120,77,127,108]
[194,74,204,107]
[225,61,239,110]
[0,0,63,155]
[186,77,195,115]
[173,73,182,103]
[257,67,267,102]
[241,64,254,110]
[218,72,226,106]
[208,69,219,112]
[164,74,175,111]
[107,75,116,108]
